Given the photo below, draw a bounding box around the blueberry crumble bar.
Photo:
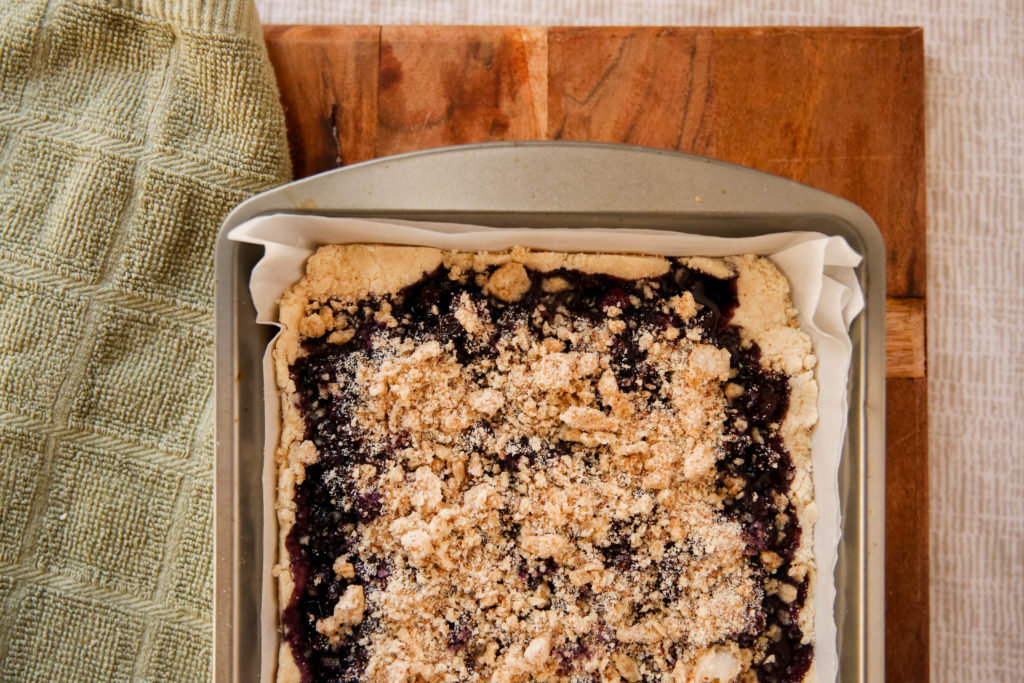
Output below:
[273,245,818,683]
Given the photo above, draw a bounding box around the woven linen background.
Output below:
[0,0,290,680]
[253,2,1024,682]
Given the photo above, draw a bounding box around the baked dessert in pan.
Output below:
[272,245,818,683]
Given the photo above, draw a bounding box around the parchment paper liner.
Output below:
[229,215,865,683]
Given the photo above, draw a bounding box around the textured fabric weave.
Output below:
[0,0,290,680]
[256,2,1024,682]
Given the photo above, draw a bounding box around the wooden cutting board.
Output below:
[263,25,928,681]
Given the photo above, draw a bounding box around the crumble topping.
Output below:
[274,246,817,683]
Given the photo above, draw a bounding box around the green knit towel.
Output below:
[0,0,290,680]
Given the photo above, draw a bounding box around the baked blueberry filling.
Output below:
[282,257,812,683]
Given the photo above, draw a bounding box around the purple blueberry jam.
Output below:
[282,258,811,683]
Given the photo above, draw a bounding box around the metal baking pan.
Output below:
[213,142,885,682]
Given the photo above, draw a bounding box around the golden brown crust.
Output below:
[276,643,301,683]
[272,245,817,683]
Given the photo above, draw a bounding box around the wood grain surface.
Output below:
[263,25,928,681]
[886,298,927,378]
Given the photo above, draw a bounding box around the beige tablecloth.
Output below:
[252,2,1024,681]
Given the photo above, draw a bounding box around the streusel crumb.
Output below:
[274,246,817,683]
